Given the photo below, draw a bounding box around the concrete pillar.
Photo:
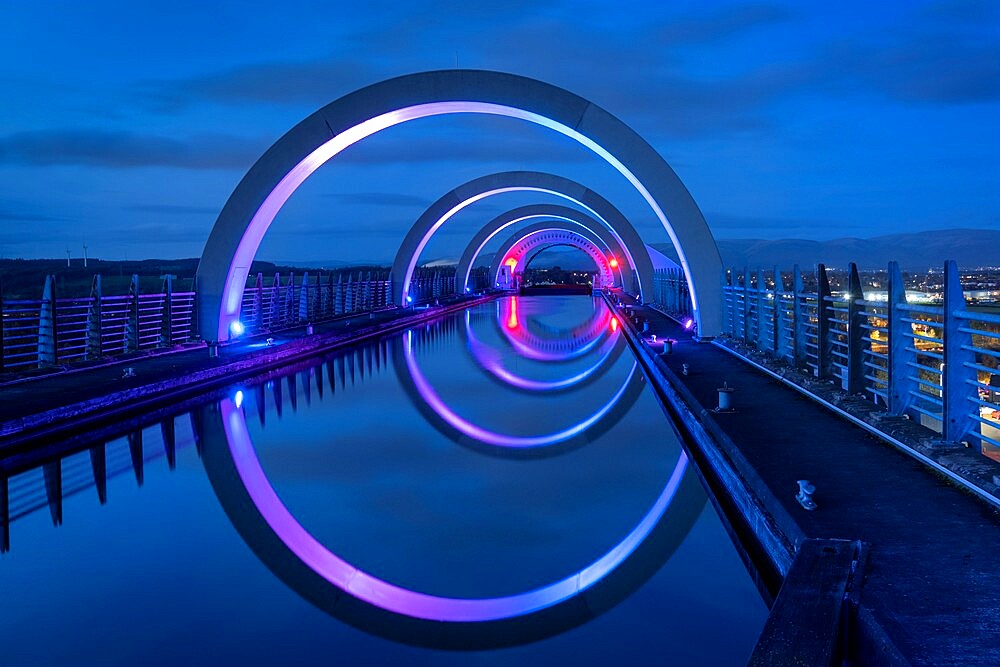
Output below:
[743,266,752,342]
[345,273,355,314]
[756,267,767,350]
[38,274,57,366]
[86,274,103,360]
[887,261,914,415]
[252,273,264,333]
[943,260,975,442]
[772,266,782,356]
[126,274,140,353]
[269,273,281,329]
[160,273,175,346]
[793,265,806,368]
[298,271,310,322]
[846,263,865,394]
[334,273,344,315]
[816,264,833,379]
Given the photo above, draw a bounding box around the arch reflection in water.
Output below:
[199,297,706,649]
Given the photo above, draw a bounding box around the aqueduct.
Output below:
[488,225,617,290]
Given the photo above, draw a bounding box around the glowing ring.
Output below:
[196,70,723,342]
[490,227,615,288]
[215,397,690,623]
[457,204,635,293]
[463,311,624,393]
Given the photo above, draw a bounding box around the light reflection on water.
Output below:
[0,296,767,665]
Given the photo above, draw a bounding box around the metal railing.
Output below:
[1,267,461,372]
[1,274,197,372]
[651,267,694,321]
[722,260,1000,461]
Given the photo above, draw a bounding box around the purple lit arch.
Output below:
[196,70,722,342]
[488,226,616,289]
[455,203,637,294]
[390,171,655,303]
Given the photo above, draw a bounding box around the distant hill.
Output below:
[652,228,999,270]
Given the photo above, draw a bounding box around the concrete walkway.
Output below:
[623,301,1000,666]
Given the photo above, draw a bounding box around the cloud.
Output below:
[125,204,218,215]
[132,58,377,112]
[651,4,793,45]
[321,193,432,207]
[0,128,262,169]
[0,209,66,223]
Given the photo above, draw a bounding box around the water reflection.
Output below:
[1,296,721,654]
[197,296,706,649]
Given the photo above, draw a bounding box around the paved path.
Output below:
[625,301,1000,666]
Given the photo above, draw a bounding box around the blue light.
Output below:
[234,390,244,409]
[230,320,246,336]
[406,295,413,303]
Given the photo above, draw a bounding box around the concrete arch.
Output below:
[455,204,637,293]
[489,226,615,289]
[391,171,656,304]
[196,70,721,342]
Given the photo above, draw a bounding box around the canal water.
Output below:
[0,296,767,665]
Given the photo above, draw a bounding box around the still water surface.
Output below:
[0,296,766,665]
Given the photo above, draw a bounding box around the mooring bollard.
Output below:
[716,381,735,411]
[305,323,314,335]
[661,339,673,355]
[208,342,219,358]
[796,480,817,510]
[643,321,650,332]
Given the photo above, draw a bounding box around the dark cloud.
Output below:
[0,209,66,223]
[125,204,218,215]
[321,193,432,207]
[132,59,377,112]
[652,4,793,45]
[0,128,262,169]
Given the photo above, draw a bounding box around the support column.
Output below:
[86,275,103,360]
[125,274,139,353]
[943,260,975,442]
[252,273,264,333]
[887,262,914,415]
[772,266,782,356]
[298,271,310,322]
[793,265,806,367]
[160,273,175,346]
[38,275,57,366]
[846,263,865,394]
[815,264,833,379]
[756,267,767,350]
[743,266,752,343]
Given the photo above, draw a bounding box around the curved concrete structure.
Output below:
[391,171,656,304]
[455,204,636,293]
[489,226,615,289]
[196,70,722,342]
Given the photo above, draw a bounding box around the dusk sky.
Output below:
[1,0,998,265]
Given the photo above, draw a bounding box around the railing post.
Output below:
[0,278,6,372]
[756,267,767,350]
[335,273,344,315]
[942,260,975,442]
[160,274,175,347]
[126,274,139,353]
[742,266,751,342]
[252,273,263,333]
[772,266,782,356]
[86,275,103,359]
[298,271,310,322]
[816,264,833,379]
[846,262,865,394]
[887,261,915,415]
[793,265,806,367]
[38,274,57,367]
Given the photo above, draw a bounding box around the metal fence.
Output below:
[1,274,197,372]
[651,267,694,320]
[1,268,460,372]
[722,260,1000,460]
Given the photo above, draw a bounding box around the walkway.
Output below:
[621,299,1000,666]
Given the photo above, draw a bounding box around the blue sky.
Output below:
[0,0,997,264]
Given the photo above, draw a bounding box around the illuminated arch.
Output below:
[489,226,615,289]
[456,204,637,294]
[196,70,722,342]
[390,171,655,304]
